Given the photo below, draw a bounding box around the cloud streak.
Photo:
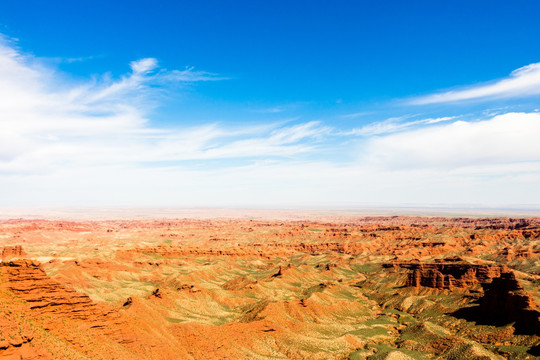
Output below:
[351,116,454,136]
[412,62,540,104]
[1,35,540,208]
[0,38,329,178]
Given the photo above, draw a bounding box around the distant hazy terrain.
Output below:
[1,206,540,220]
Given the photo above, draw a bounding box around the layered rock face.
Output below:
[120,241,372,259]
[2,260,103,318]
[1,245,26,260]
[478,272,540,335]
[1,217,539,359]
[0,258,196,359]
[391,259,540,335]
[0,260,126,343]
[384,261,508,290]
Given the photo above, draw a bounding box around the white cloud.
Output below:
[341,111,374,119]
[130,58,158,74]
[362,112,540,169]
[0,38,329,178]
[254,106,287,114]
[412,62,540,104]
[351,116,454,136]
[1,36,539,208]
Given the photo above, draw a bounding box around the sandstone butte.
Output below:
[0,216,539,359]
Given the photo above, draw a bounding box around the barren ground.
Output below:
[1,215,539,359]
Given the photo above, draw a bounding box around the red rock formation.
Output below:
[222,276,258,290]
[151,288,162,298]
[0,332,48,360]
[118,241,371,259]
[498,246,540,261]
[0,259,195,359]
[1,216,540,359]
[384,262,508,290]
[270,264,292,278]
[1,245,26,260]
[478,272,540,335]
[0,260,125,339]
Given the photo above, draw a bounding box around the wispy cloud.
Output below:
[1,35,540,207]
[43,54,105,64]
[252,103,305,114]
[412,62,540,104]
[0,37,328,177]
[351,116,454,136]
[341,111,374,119]
[254,106,288,114]
[69,58,223,106]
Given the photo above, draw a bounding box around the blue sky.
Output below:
[1,1,540,208]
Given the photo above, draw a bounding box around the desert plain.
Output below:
[0,213,539,359]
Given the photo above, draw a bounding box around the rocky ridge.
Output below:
[478,272,540,335]
[383,260,509,290]
[1,217,539,359]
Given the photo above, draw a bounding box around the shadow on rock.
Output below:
[451,272,540,336]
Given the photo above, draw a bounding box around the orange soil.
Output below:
[0,216,539,359]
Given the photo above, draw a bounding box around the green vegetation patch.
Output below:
[364,343,431,360]
[346,326,391,338]
[363,315,397,327]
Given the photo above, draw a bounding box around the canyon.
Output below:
[0,215,539,359]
